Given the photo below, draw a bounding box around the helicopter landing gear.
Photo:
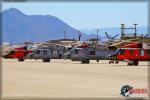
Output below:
[96,59,99,62]
[81,58,90,64]
[127,60,139,66]
[43,58,50,62]
[109,60,114,64]
[18,58,24,62]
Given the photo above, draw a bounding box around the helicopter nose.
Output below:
[107,54,116,60]
[107,55,112,60]
[2,54,9,58]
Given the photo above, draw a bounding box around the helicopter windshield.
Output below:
[109,49,120,56]
[114,49,120,55]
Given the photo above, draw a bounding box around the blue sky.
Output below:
[2,2,148,29]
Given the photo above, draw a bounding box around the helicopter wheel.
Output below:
[81,59,85,64]
[18,58,24,62]
[81,58,90,64]
[133,60,139,66]
[43,58,50,62]
[115,61,119,64]
[127,60,139,66]
[85,59,90,64]
[109,60,114,64]
[96,59,99,62]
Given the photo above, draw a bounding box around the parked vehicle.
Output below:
[26,45,67,62]
[27,47,51,62]
[2,46,32,61]
[107,48,150,66]
[64,44,114,64]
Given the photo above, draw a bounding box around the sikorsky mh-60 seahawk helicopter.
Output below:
[106,24,150,65]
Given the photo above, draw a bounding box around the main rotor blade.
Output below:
[112,34,119,39]
[105,32,111,39]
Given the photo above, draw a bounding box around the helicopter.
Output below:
[63,42,115,64]
[107,46,150,66]
[2,45,32,61]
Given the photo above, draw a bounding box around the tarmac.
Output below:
[1,59,149,99]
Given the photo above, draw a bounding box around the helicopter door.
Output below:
[75,49,79,54]
[43,49,48,55]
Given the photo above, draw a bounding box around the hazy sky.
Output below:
[2,2,148,29]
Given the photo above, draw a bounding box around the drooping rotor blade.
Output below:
[127,38,139,41]
[112,34,119,39]
[105,32,111,40]
[109,41,129,48]
[108,40,121,44]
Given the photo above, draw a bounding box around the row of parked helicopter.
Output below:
[2,24,150,66]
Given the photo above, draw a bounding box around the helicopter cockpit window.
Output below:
[75,49,78,54]
[90,51,95,55]
[36,50,40,54]
[119,49,125,55]
[114,49,120,55]
[9,51,15,55]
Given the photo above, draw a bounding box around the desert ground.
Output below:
[1,58,149,99]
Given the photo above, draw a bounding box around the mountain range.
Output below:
[1,8,148,44]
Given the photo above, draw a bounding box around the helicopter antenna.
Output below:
[121,24,125,38]
[105,32,111,40]
[64,31,66,39]
[96,29,99,43]
[133,23,138,38]
[10,32,13,50]
[77,30,81,41]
